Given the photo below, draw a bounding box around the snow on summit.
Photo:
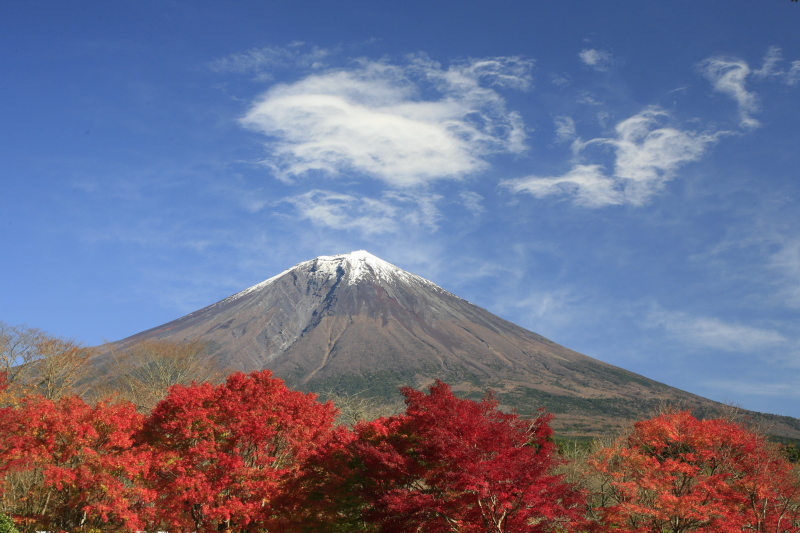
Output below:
[310,250,415,286]
[220,251,446,307]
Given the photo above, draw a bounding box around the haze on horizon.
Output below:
[1,1,799,418]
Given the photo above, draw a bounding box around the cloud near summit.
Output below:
[240,56,531,188]
[284,189,442,235]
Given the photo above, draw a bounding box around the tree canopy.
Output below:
[1,364,799,533]
[588,410,800,533]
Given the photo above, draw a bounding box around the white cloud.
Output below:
[208,46,295,75]
[550,73,572,86]
[502,107,717,207]
[702,379,800,398]
[240,56,531,188]
[768,236,800,307]
[503,164,620,208]
[208,43,329,77]
[284,189,442,235]
[647,308,787,353]
[554,116,576,143]
[753,46,783,80]
[577,92,603,106]
[698,56,760,129]
[693,224,800,311]
[607,109,713,194]
[452,56,534,91]
[752,46,800,87]
[459,191,485,214]
[788,61,800,86]
[579,49,613,72]
[595,111,611,129]
[513,289,582,328]
[382,190,442,229]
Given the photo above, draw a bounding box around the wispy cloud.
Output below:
[752,46,800,86]
[550,73,572,87]
[240,56,531,188]
[753,46,784,80]
[701,379,800,398]
[694,222,800,311]
[502,107,717,207]
[503,164,619,208]
[382,190,442,228]
[788,61,800,86]
[647,307,787,353]
[283,189,442,235]
[460,191,484,214]
[207,43,330,79]
[577,92,603,106]
[579,49,613,72]
[698,56,760,129]
[768,235,800,307]
[554,116,576,143]
[698,47,800,128]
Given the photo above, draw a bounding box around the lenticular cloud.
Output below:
[240,57,531,188]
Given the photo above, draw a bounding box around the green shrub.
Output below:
[0,513,18,533]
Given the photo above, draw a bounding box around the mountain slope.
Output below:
[110,251,800,438]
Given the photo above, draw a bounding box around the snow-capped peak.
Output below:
[207,251,451,311]
[309,250,407,285]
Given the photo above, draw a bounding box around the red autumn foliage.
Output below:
[589,410,800,533]
[0,394,153,532]
[4,363,800,533]
[312,380,586,533]
[0,371,13,407]
[141,369,337,533]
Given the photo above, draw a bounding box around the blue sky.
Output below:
[2,1,800,417]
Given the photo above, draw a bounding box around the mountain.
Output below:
[110,251,800,438]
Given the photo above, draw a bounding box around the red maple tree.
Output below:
[0,394,153,532]
[589,410,800,533]
[316,380,586,533]
[141,369,337,532]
